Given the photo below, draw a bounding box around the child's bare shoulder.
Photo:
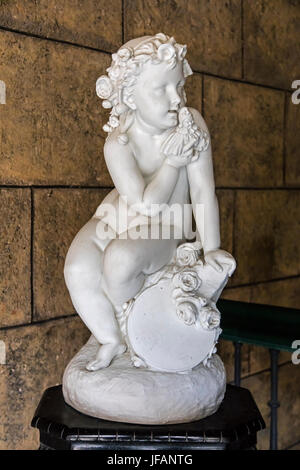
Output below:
[104,130,133,163]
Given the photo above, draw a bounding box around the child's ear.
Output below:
[123,94,137,110]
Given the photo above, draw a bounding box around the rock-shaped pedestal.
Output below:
[63,335,226,425]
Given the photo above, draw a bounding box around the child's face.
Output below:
[132,60,186,133]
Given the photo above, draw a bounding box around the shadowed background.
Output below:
[0,0,299,449]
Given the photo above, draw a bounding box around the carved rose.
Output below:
[173,269,201,293]
[109,115,120,128]
[117,47,133,62]
[199,305,220,330]
[96,75,113,99]
[176,243,200,267]
[108,65,122,81]
[176,301,197,326]
[157,43,176,62]
[102,99,112,109]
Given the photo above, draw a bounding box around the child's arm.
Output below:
[104,132,181,217]
[187,108,235,274]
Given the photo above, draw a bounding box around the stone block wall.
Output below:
[0,0,299,449]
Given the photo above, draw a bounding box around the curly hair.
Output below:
[96,33,193,144]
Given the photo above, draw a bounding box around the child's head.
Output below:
[96,33,193,142]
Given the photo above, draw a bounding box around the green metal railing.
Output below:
[217,299,300,450]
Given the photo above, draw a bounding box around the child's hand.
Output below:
[204,249,236,277]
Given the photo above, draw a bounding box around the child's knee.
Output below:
[64,259,99,292]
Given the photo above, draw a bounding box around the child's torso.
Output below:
[95,129,192,237]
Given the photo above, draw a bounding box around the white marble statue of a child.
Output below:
[64,33,235,372]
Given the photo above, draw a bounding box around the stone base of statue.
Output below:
[63,242,235,424]
[63,335,226,424]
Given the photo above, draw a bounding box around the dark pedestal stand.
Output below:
[31,384,265,450]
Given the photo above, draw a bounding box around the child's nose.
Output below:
[169,89,181,108]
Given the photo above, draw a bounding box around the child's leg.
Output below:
[103,230,179,307]
[64,218,126,370]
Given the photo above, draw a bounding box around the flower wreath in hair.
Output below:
[96,33,193,145]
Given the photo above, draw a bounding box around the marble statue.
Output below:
[63,33,236,424]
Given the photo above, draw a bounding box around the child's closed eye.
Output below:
[153,86,165,96]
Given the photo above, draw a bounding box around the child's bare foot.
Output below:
[86,342,127,371]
